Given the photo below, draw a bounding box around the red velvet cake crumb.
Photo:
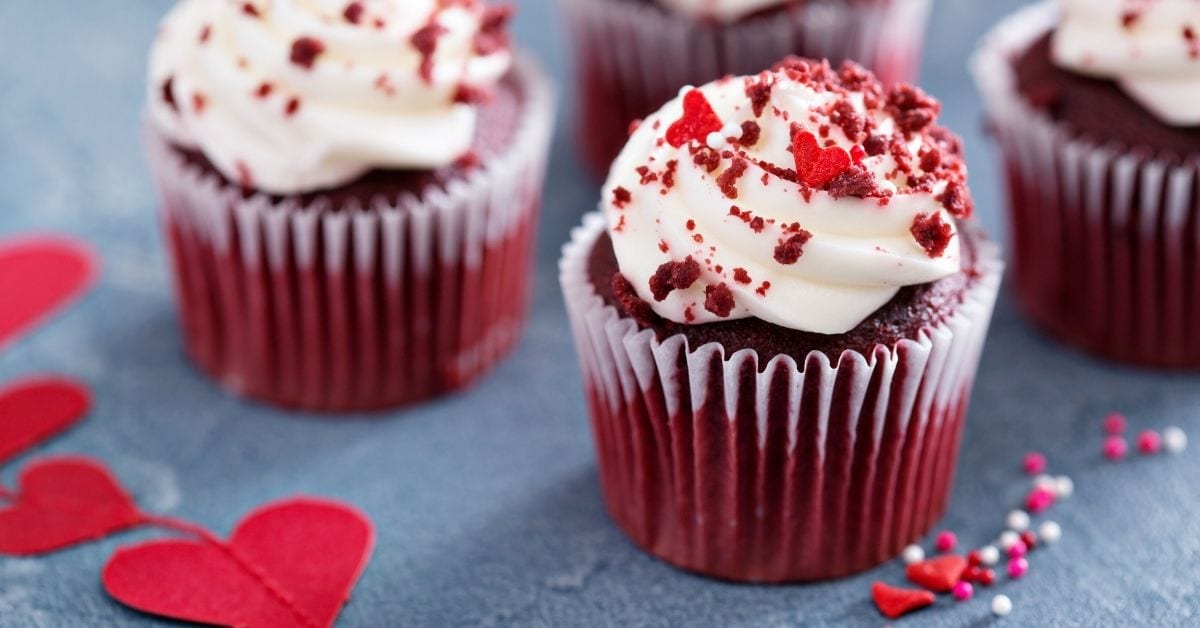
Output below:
[242,3,261,18]
[649,257,701,301]
[285,97,301,117]
[611,186,631,209]
[827,165,881,199]
[475,6,513,56]
[198,24,211,44]
[733,268,752,284]
[738,120,761,146]
[255,82,273,98]
[937,181,972,218]
[289,37,326,70]
[343,2,364,24]
[162,77,178,113]
[717,157,749,199]
[704,283,735,317]
[612,273,656,326]
[773,230,813,265]
[666,90,723,148]
[411,23,446,83]
[911,213,953,258]
[886,84,940,134]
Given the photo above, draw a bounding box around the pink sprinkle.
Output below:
[1022,451,1047,475]
[1104,436,1129,460]
[952,581,974,601]
[935,530,958,553]
[1137,430,1162,455]
[1008,557,1029,579]
[1008,540,1028,559]
[1026,486,1056,513]
[1104,412,1127,435]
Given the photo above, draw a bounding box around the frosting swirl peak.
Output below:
[148,0,513,194]
[601,58,971,335]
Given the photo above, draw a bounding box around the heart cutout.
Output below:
[104,498,374,628]
[791,129,851,188]
[0,378,91,465]
[665,89,723,148]
[906,554,968,592]
[871,581,935,619]
[0,237,96,351]
[0,457,141,555]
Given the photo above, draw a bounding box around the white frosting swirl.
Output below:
[148,0,512,194]
[601,63,967,335]
[1054,0,1200,126]
[656,0,789,23]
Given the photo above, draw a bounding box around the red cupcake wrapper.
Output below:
[148,58,555,411]
[974,3,1200,369]
[558,0,933,177]
[560,213,1002,582]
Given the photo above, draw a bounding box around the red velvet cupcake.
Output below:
[558,0,934,178]
[561,59,1002,582]
[974,2,1200,368]
[145,0,554,410]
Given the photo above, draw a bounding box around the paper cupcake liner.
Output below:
[973,3,1200,369]
[558,0,933,177]
[147,57,555,411]
[560,213,1002,582]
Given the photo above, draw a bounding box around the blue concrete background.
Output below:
[2,1,1199,626]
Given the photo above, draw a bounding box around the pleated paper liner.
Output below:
[560,213,1002,582]
[974,3,1200,369]
[148,57,555,411]
[558,0,933,178]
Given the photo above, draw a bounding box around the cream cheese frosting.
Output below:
[148,0,513,194]
[1054,0,1200,126]
[601,59,971,335]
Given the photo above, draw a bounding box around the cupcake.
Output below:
[974,1,1200,368]
[146,0,554,410]
[558,0,934,178]
[561,58,1002,582]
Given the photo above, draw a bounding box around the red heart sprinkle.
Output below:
[0,377,90,465]
[0,457,141,556]
[906,554,968,592]
[872,581,935,619]
[103,499,374,628]
[791,130,851,188]
[665,89,723,148]
[0,237,95,351]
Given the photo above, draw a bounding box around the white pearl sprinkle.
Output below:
[1163,426,1188,454]
[720,122,741,138]
[998,530,1021,551]
[992,594,1013,617]
[978,545,1000,567]
[1038,521,1062,544]
[1055,475,1074,499]
[679,85,695,98]
[901,544,925,565]
[1006,509,1031,532]
[1033,474,1056,491]
[705,132,727,150]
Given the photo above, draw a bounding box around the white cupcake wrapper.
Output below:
[560,212,1002,581]
[148,56,555,411]
[973,3,1200,368]
[558,0,933,176]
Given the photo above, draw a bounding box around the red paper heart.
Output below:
[792,129,851,188]
[104,498,374,628]
[665,89,723,148]
[0,457,141,555]
[0,237,96,351]
[872,581,935,619]
[906,554,968,592]
[0,377,90,465]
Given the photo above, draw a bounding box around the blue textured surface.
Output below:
[2,1,1199,626]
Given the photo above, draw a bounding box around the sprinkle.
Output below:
[872,582,935,619]
[952,581,974,601]
[1022,452,1047,475]
[963,565,983,582]
[1033,474,1056,491]
[967,550,981,567]
[992,594,1013,617]
[705,131,727,150]
[1005,510,1030,532]
[1103,412,1127,435]
[1007,557,1029,580]
[998,530,1021,551]
[1163,426,1188,453]
[1020,530,1038,551]
[978,545,1000,567]
[1137,430,1162,455]
[902,544,925,565]
[666,90,723,148]
[978,568,997,587]
[1103,436,1128,460]
[720,122,741,138]
[1055,475,1075,499]
[934,530,957,553]
[678,84,695,98]
[1008,540,1027,559]
[1026,487,1056,513]
[1038,521,1062,544]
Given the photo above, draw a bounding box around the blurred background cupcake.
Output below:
[974,1,1200,369]
[146,0,554,411]
[557,0,934,178]
[561,58,1002,581]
